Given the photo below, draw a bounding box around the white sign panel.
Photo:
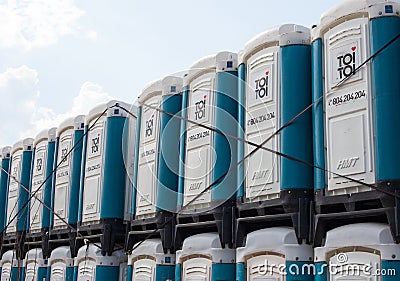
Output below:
[329,251,380,281]
[133,259,156,281]
[247,254,285,281]
[50,261,66,281]
[183,257,212,281]
[6,150,22,234]
[77,260,96,281]
[53,130,73,228]
[183,74,215,207]
[136,96,160,217]
[25,261,39,281]
[244,47,280,201]
[1,262,11,281]
[324,18,375,194]
[82,118,105,223]
[30,142,47,232]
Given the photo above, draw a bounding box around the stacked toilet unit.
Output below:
[127,239,175,281]
[25,128,57,259]
[176,233,236,281]
[48,246,75,281]
[126,76,183,255]
[74,244,126,281]
[175,51,239,281]
[0,250,23,281]
[312,0,400,280]
[23,248,48,281]
[2,138,34,280]
[0,147,11,248]
[235,24,314,281]
[48,115,85,258]
[77,100,135,256]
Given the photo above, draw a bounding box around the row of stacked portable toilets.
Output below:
[1,0,400,280]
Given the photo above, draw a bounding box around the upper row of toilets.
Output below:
[1,0,399,236]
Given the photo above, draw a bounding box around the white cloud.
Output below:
[0,65,113,146]
[0,0,94,50]
[69,82,112,116]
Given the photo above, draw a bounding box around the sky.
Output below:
[0,0,340,147]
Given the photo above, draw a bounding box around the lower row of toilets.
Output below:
[1,223,399,281]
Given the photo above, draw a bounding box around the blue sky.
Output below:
[0,0,340,146]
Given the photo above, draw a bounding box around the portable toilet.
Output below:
[236,228,313,281]
[311,0,400,245]
[235,24,313,246]
[74,244,126,281]
[127,76,182,253]
[4,138,34,259]
[78,100,135,255]
[0,147,11,242]
[48,246,74,281]
[1,250,24,281]
[176,233,235,281]
[127,239,175,281]
[49,115,85,257]
[26,128,57,256]
[314,223,400,281]
[176,52,238,248]
[23,248,48,281]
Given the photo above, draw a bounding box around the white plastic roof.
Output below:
[240,24,310,64]
[184,51,237,86]
[315,223,400,262]
[176,233,235,264]
[57,115,85,137]
[313,0,400,40]
[236,227,313,262]
[75,244,127,267]
[128,239,176,265]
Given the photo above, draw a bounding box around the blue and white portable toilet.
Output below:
[236,24,313,246]
[0,147,11,242]
[4,138,34,259]
[127,239,175,281]
[314,223,400,281]
[27,128,57,255]
[48,246,74,281]
[23,248,48,281]
[74,244,126,281]
[128,76,182,252]
[50,115,85,256]
[176,233,235,281]
[1,250,24,281]
[177,52,238,248]
[311,0,400,245]
[78,100,134,255]
[236,228,313,281]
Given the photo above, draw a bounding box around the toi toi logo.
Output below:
[195,96,207,121]
[255,71,269,100]
[337,46,357,79]
[145,116,154,138]
[91,136,100,154]
[61,147,68,164]
[36,158,43,172]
